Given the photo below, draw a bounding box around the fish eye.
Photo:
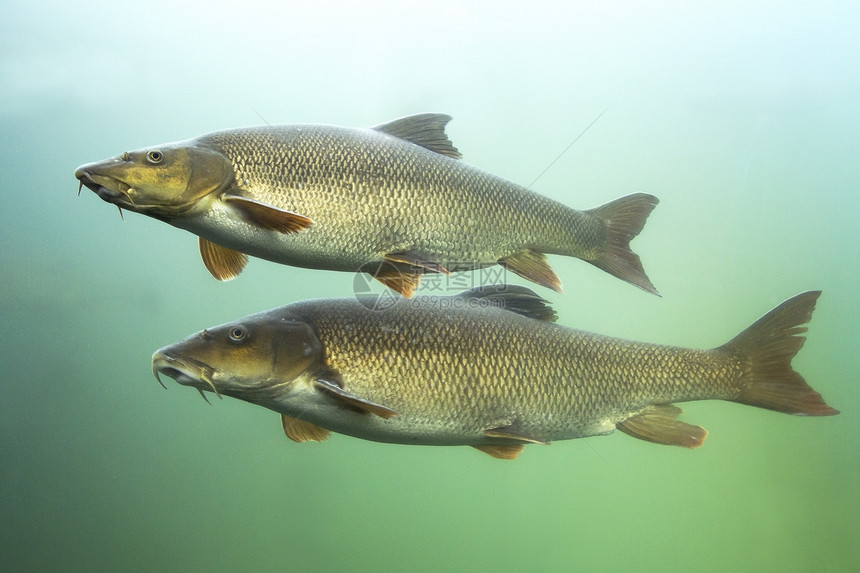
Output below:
[228,326,247,342]
[146,150,164,164]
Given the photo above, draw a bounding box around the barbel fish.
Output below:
[152,287,837,459]
[76,114,659,296]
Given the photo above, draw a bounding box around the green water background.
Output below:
[2,2,858,571]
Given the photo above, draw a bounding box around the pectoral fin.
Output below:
[616,404,707,448]
[224,195,313,234]
[472,444,525,460]
[498,250,563,294]
[281,414,330,443]
[199,237,248,280]
[313,378,398,419]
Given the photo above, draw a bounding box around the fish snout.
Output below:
[75,165,133,203]
[152,350,181,388]
[75,167,96,194]
[153,350,200,386]
[151,350,222,401]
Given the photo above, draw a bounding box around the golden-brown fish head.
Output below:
[152,310,324,402]
[75,140,233,219]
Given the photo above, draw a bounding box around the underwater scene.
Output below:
[2,2,858,571]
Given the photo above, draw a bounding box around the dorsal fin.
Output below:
[455,285,557,322]
[372,113,462,159]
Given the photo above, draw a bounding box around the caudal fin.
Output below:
[719,291,838,416]
[586,193,660,295]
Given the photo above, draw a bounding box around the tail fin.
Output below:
[586,193,660,295]
[719,291,838,416]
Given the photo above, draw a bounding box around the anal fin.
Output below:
[199,237,248,280]
[498,250,563,293]
[616,404,707,448]
[313,378,398,419]
[281,414,330,443]
[224,195,313,234]
[472,444,524,460]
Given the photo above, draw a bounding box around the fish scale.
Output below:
[206,125,569,262]
[290,296,743,440]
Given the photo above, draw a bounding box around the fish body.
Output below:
[76,114,659,295]
[152,287,837,459]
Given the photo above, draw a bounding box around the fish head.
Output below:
[151,311,324,402]
[75,141,233,219]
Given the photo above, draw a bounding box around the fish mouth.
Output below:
[74,168,137,207]
[152,351,222,404]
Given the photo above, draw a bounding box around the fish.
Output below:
[75,113,659,296]
[151,286,837,460]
